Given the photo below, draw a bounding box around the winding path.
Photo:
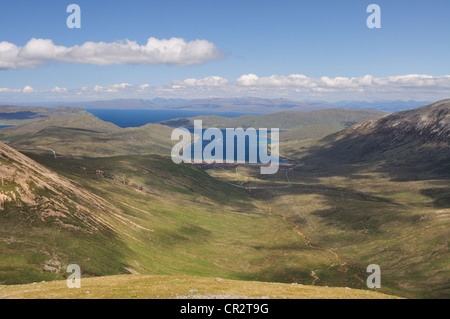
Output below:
[280,212,366,286]
[241,165,388,292]
[258,167,367,286]
[281,168,367,286]
[226,165,373,288]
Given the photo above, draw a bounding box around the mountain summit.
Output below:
[344,99,449,143]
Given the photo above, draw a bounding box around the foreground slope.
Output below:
[0,274,395,299]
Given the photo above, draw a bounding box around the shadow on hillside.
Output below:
[421,187,450,208]
[251,243,312,252]
[310,204,417,233]
[0,111,46,120]
[297,131,450,182]
[156,224,212,247]
[235,265,364,290]
[159,118,193,127]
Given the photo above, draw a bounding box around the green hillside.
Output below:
[0,142,128,284]
[0,105,89,126]
[0,115,177,157]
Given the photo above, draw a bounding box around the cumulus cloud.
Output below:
[0,86,35,93]
[172,76,229,88]
[51,86,68,93]
[236,73,317,88]
[22,85,34,93]
[0,37,225,69]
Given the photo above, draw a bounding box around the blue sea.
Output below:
[184,129,287,164]
[87,109,256,128]
[0,125,14,129]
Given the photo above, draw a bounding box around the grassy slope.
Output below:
[0,115,177,157]
[0,274,395,299]
[0,114,120,136]
[0,142,131,284]
[0,106,89,126]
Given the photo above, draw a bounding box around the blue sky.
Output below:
[1,0,450,102]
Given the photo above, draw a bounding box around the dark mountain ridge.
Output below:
[304,99,450,179]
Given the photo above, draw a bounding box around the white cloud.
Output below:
[236,73,260,86]
[236,74,318,88]
[51,86,68,93]
[1,74,450,102]
[230,73,450,93]
[0,37,224,69]
[172,76,229,88]
[22,85,34,93]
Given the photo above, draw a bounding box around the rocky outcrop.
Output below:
[0,142,115,232]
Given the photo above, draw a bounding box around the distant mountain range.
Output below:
[334,100,433,113]
[66,97,329,114]
[2,98,433,114]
